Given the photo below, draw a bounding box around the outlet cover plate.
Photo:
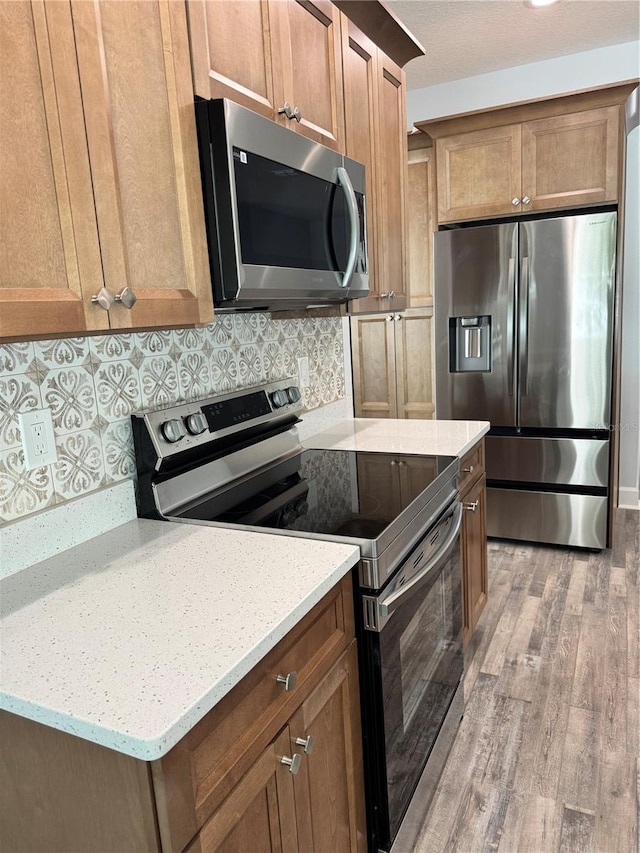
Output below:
[297,356,310,387]
[19,408,58,469]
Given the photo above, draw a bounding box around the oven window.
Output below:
[379,542,462,839]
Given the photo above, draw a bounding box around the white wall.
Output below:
[407,43,640,509]
[406,41,640,127]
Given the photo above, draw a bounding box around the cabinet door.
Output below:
[72,0,213,330]
[406,148,436,308]
[289,642,366,853]
[342,17,381,309]
[521,107,620,211]
[272,0,345,151]
[0,0,105,340]
[375,53,407,310]
[187,728,298,853]
[394,310,435,419]
[350,314,398,418]
[435,124,522,223]
[187,0,277,119]
[461,472,488,647]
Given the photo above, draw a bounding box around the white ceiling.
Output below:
[389,0,640,89]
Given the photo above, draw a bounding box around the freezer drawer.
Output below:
[485,436,609,488]
[487,487,608,549]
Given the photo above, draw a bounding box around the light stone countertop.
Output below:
[302,418,490,458]
[0,519,359,761]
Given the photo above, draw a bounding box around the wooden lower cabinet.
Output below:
[0,577,365,853]
[459,441,488,646]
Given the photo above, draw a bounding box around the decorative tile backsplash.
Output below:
[0,314,346,524]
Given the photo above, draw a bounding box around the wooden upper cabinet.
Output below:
[407,144,436,307]
[188,0,344,151]
[521,107,620,211]
[435,124,522,223]
[1,0,213,342]
[72,0,213,330]
[188,0,277,118]
[434,103,621,223]
[0,1,104,339]
[342,16,407,313]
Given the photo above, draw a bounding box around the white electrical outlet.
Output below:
[297,356,310,387]
[19,408,57,470]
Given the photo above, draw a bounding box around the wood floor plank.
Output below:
[625,512,639,585]
[558,806,595,853]
[611,507,629,568]
[628,677,639,759]
[532,614,581,800]
[603,592,628,753]
[517,795,563,852]
[627,576,639,682]
[593,751,638,853]
[495,595,542,702]
[584,548,611,612]
[570,603,606,713]
[557,706,601,814]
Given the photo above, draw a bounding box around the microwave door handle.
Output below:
[377,502,463,620]
[336,166,359,289]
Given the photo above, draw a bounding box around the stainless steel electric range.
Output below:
[132,379,464,852]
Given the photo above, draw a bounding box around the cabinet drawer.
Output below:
[459,440,485,495]
[154,576,354,851]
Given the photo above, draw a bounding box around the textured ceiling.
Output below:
[389,0,640,89]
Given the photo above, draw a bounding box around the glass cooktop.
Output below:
[176,448,457,541]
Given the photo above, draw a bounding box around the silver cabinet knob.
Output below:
[522,196,531,204]
[394,313,401,321]
[464,500,479,512]
[292,106,302,122]
[276,671,297,691]
[462,465,474,474]
[114,287,137,309]
[91,287,115,310]
[294,734,315,754]
[512,197,521,206]
[278,102,301,121]
[385,314,394,322]
[281,753,302,774]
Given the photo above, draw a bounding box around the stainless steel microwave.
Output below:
[194,98,369,312]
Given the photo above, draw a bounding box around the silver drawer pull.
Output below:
[280,753,302,774]
[462,465,474,474]
[464,500,479,512]
[276,671,297,691]
[294,734,315,754]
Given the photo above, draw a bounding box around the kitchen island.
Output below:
[0,416,489,851]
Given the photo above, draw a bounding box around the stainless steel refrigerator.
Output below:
[434,210,617,549]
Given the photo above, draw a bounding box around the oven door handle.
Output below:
[377,502,463,620]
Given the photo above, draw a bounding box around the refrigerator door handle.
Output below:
[507,256,516,396]
[520,256,530,396]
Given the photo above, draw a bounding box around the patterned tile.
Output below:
[52,430,106,501]
[95,361,142,423]
[0,447,55,523]
[173,328,206,352]
[262,341,285,382]
[89,333,136,363]
[237,344,264,388]
[135,330,173,356]
[102,420,136,484]
[233,314,259,344]
[210,348,238,393]
[139,355,179,409]
[41,366,97,436]
[283,339,304,382]
[177,351,211,401]
[0,374,42,451]
[0,342,37,377]
[207,316,234,347]
[33,338,90,373]
[279,318,300,339]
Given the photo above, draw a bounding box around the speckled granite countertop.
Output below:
[302,418,490,458]
[0,519,359,761]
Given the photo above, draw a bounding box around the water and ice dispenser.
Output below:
[449,316,491,372]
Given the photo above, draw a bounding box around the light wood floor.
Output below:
[412,509,639,853]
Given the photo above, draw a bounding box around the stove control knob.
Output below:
[161,418,185,443]
[184,412,207,436]
[286,386,301,404]
[270,389,289,409]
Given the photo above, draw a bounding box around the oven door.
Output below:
[360,499,463,851]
